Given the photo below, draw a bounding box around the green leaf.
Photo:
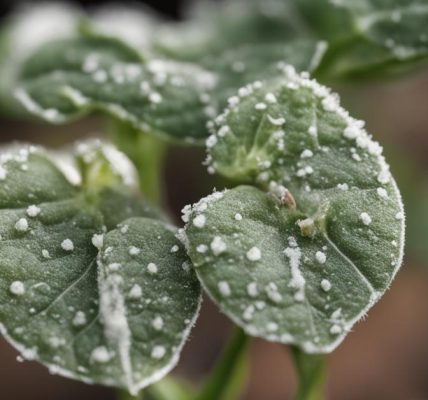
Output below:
[0,3,80,113]
[184,68,404,353]
[0,142,201,393]
[297,0,428,79]
[15,36,217,143]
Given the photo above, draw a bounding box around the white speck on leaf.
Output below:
[360,212,372,226]
[218,281,231,297]
[26,205,41,217]
[10,281,25,295]
[210,236,227,256]
[61,239,74,251]
[15,218,29,232]
[246,246,261,261]
[147,263,158,274]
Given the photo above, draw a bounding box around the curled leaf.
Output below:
[0,142,200,392]
[185,68,404,353]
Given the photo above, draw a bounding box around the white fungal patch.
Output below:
[15,218,29,232]
[196,244,208,253]
[91,346,111,363]
[247,282,258,297]
[234,213,243,221]
[0,165,7,180]
[315,251,327,264]
[267,322,278,332]
[267,115,286,126]
[26,205,41,217]
[170,245,179,253]
[377,187,388,199]
[255,102,267,110]
[246,246,261,261]
[337,183,349,191]
[147,263,158,274]
[395,212,404,220]
[265,282,282,303]
[42,249,50,259]
[243,305,255,321]
[61,239,74,251]
[360,212,372,226]
[218,281,231,297]
[193,214,206,228]
[300,149,314,159]
[284,246,305,302]
[10,281,25,295]
[330,325,342,335]
[72,311,87,327]
[149,92,162,104]
[128,246,141,256]
[152,316,164,331]
[321,279,332,292]
[151,345,166,359]
[265,93,277,103]
[128,284,142,299]
[91,234,104,249]
[210,236,227,256]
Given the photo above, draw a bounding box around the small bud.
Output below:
[297,218,315,237]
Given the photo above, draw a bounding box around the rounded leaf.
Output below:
[187,68,404,353]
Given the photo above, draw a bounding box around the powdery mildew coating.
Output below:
[185,66,405,354]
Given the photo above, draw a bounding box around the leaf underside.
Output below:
[0,144,201,393]
[184,68,404,353]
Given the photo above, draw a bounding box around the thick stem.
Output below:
[290,346,327,400]
[117,389,144,400]
[195,327,250,400]
[109,120,167,206]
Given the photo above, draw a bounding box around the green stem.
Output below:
[290,346,327,400]
[195,327,250,400]
[109,120,167,206]
[117,389,144,400]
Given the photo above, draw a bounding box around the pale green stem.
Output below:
[290,346,327,400]
[117,389,144,400]
[194,327,250,400]
[109,120,167,206]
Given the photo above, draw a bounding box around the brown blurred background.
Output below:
[1,1,428,399]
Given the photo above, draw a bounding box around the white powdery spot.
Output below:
[0,165,7,180]
[210,236,227,256]
[193,214,206,228]
[377,187,388,199]
[320,279,332,292]
[151,345,166,359]
[152,316,164,331]
[300,149,314,159]
[42,249,51,259]
[395,212,404,221]
[72,311,87,327]
[218,281,231,297]
[61,239,74,251]
[360,212,372,226]
[91,346,111,363]
[196,244,208,253]
[91,234,104,249]
[330,325,342,335]
[246,246,261,262]
[255,102,267,110]
[147,263,158,274]
[337,183,349,191]
[267,322,278,332]
[315,251,327,264]
[284,246,305,302]
[26,205,41,217]
[267,115,286,126]
[170,245,179,253]
[15,218,29,232]
[128,246,141,256]
[234,213,243,221]
[149,92,162,104]
[247,282,258,297]
[265,93,277,103]
[265,282,282,303]
[10,281,25,295]
[129,284,142,299]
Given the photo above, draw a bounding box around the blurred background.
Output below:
[1,1,428,399]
